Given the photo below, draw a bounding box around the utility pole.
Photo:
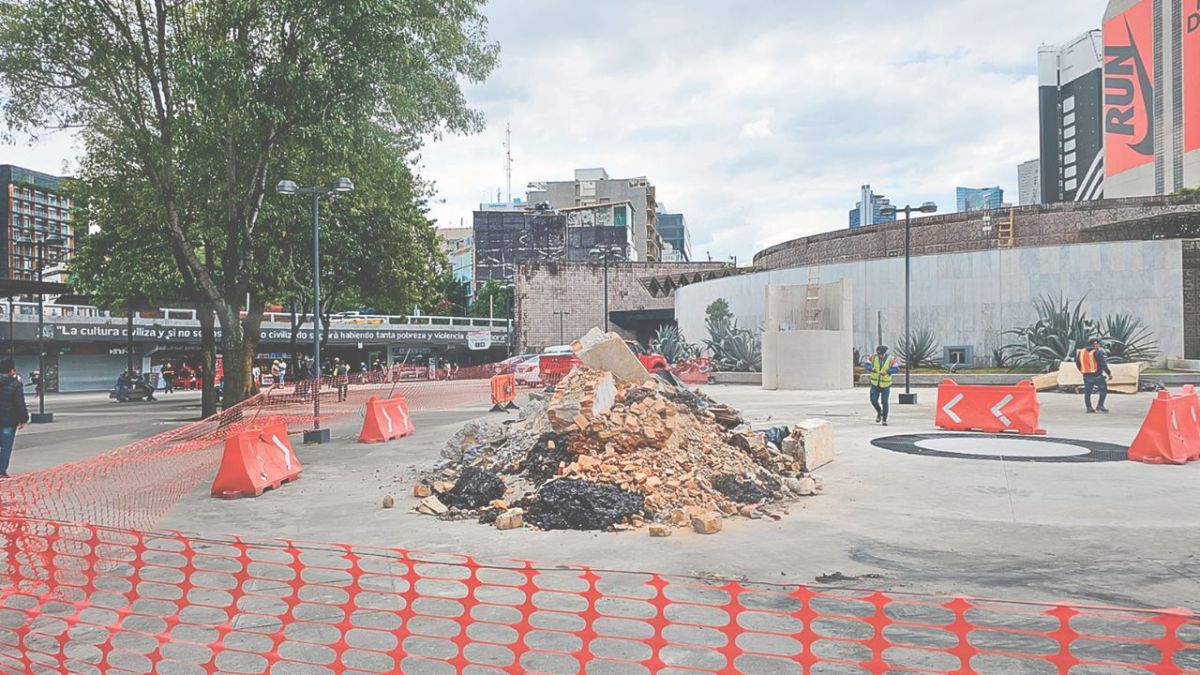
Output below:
[504,122,513,205]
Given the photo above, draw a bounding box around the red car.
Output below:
[538,341,669,386]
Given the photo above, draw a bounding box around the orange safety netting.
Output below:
[0,518,1196,674]
[0,370,492,532]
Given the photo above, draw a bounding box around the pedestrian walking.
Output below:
[251,364,262,388]
[0,359,30,477]
[334,358,350,402]
[277,359,288,386]
[1075,338,1113,413]
[863,345,900,426]
[162,362,176,394]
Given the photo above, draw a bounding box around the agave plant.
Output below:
[896,327,940,368]
[651,325,700,363]
[1099,313,1159,363]
[703,316,762,372]
[1002,295,1098,373]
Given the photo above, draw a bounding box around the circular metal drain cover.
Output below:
[871,433,1128,463]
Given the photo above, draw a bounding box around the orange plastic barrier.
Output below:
[489,373,518,412]
[358,394,414,443]
[935,379,1045,435]
[1127,385,1200,464]
[210,417,301,499]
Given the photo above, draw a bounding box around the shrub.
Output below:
[651,325,699,363]
[1001,295,1158,372]
[897,327,940,368]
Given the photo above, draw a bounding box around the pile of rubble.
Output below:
[411,330,833,535]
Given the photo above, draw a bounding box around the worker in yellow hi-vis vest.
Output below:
[1074,338,1113,413]
[862,345,900,426]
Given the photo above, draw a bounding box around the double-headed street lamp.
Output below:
[589,244,624,333]
[879,201,937,405]
[15,235,67,423]
[276,176,354,444]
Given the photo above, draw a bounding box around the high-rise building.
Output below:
[654,212,691,262]
[1017,159,1042,205]
[526,168,662,260]
[848,185,895,229]
[0,165,77,282]
[1102,0,1200,198]
[1037,30,1106,203]
[471,207,566,291]
[956,186,1005,212]
[437,227,474,291]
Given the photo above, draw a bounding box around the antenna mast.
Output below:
[504,123,513,204]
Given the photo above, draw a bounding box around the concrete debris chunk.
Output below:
[416,496,448,516]
[575,327,650,384]
[790,419,835,472]
[495,508,524,530]
[691,512,722,534]
[382,495,395,509]
[648,524,672,537]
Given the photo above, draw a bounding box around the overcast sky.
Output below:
[2,0,1105,262]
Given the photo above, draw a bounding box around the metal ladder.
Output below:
[804,268,822,328]
[997,209,1015,248]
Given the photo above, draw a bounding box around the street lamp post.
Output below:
[276,177,354,444]
[879,201,937,405]
[16,236,67,423]
[589,244,624,333]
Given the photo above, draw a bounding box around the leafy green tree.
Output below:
[705,298,732,324]
[470,281,511,319]
[0,0,497,406]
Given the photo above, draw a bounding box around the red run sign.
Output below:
[1104,0,1155,175]
[1186,0,1200,153]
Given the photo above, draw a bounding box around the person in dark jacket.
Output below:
[0,358,30,477]
[1075,338,1113,413]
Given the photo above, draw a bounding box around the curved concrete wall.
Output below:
[679,239,1185,365]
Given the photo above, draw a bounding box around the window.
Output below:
[613,205,628,227]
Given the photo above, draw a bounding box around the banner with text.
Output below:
[1104,0,1155,175]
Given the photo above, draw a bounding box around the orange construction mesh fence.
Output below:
[0,369,492,532]
[0,518,1196,674]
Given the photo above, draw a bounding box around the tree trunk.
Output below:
[239,297,266,400]
[198,306,217,418]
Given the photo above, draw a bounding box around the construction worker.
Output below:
[1075,338,1112,413]
[863,345,900,425]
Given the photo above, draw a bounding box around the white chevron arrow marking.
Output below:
[270,435,292,471]
[381,407,394,434]
[942,394,964,423]
[991,395,1014,426]
[395,402,410,433]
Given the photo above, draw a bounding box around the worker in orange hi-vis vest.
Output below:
[1074,338,1113,414]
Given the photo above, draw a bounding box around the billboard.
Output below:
[1104,0,1155,175]
[1186,0,1200,152]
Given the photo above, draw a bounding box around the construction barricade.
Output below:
[210,417,301,499]
[1,517,1197,674]
[489,373,518,412]
[1127,385,1200,464]
[358,394,415,443]
[935,379,1045,435]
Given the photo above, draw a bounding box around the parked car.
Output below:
[538,345,580,385]
[493,354,535,375]
[625,340,669,371]
[514,355,542,386]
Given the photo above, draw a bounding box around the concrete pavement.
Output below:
[140,384,1200,610]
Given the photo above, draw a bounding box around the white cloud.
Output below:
[741,120,774,140]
